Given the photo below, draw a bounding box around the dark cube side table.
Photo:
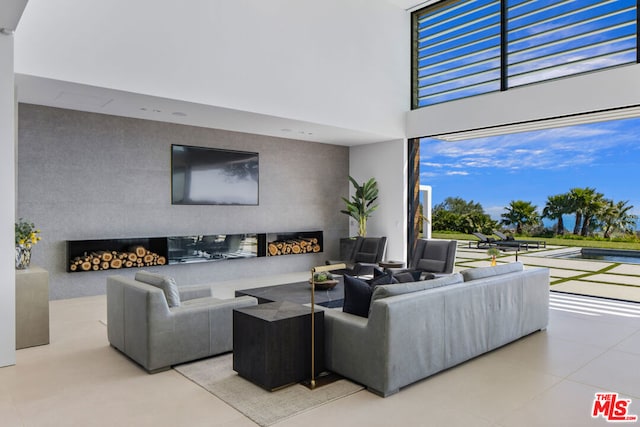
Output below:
[233,301,324,391]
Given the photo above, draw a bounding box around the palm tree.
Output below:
[599,200,638,238]
[542,194,570,235]
[568,187,598,235]
[580,189,605,237]
[501,200,540,234]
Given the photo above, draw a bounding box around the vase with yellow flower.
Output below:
[487,247,500,266]
[15,218,41,269]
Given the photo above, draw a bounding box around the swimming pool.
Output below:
[553,248,640,265]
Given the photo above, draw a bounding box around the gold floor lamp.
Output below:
[308,263,345,390]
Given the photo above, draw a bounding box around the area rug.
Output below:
[174,354,364,426]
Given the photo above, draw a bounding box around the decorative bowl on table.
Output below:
[309,272,339,290]
[309,279,339,290]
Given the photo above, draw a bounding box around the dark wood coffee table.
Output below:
[233,301,324,391]
[235,277,344,308]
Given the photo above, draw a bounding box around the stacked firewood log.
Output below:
[267,237,321,256]
[69,245,166,272]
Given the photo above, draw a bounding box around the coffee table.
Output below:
[235,276,344,308]
[233,301,324,390]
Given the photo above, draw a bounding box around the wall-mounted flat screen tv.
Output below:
[171,144,259,205]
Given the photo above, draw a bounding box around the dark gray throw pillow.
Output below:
[368,272,394,286]
[342,275,374,318]
[393,271,418,283]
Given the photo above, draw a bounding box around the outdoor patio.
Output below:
[456,242,640,303]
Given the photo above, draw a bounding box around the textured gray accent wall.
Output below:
[18,104,349,300]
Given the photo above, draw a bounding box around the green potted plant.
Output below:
[341,176,379,237]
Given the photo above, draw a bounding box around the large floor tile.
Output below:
[497,380,624,427]
[614,330,640,356]
[484,331,607,378]
[568,349,640,399]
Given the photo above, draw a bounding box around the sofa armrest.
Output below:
[146,295,258,371]
[179,285,212,301]
[323,309,389,393]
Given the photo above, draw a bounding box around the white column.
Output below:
[0,32,17,367]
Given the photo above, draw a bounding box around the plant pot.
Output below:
[16,245,32,270]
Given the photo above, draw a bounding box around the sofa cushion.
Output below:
[342,275,374,318]
[370,273,463,304]
[135,271,181,307]
[460,262,524,282]
[417,258,446,273]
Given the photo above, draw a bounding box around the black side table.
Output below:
[233,301,324,391]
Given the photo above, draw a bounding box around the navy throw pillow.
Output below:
[342,275,375,318]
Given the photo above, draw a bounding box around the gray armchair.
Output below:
[396,239,457,279]
[327,236,387,276]
[106,271,257,373]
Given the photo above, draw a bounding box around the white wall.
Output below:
[0,34,17,367]
[15,0,409,140]
[407,64,640,137]
[349,139,407,262]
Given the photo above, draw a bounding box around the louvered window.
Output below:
[413,0,638,108]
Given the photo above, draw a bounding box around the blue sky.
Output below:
[419,117,640,221]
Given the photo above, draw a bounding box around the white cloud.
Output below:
[420,117,640,176]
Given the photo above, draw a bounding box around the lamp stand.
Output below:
[306,263,345,390]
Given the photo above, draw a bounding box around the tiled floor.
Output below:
[1,277,640,426]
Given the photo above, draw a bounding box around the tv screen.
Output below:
[171,145,259,205]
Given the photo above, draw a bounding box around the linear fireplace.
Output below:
[66,230,323,273]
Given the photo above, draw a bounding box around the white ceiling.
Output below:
[16,74,395,146]
[12,0,417,147]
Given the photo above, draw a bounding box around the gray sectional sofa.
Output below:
[107,271,257,372]
[323,262,549,396]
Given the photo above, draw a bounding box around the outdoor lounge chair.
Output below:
[468,232,497,249]
[494,231,546,249]
[469,232,530,251]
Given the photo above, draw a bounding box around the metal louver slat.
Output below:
[411,0,638,109]
[414,0,501,107]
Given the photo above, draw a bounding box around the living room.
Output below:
[3,1,640,425]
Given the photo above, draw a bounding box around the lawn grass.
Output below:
[431,231,640,250]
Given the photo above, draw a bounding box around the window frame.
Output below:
[412,0,639,109]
